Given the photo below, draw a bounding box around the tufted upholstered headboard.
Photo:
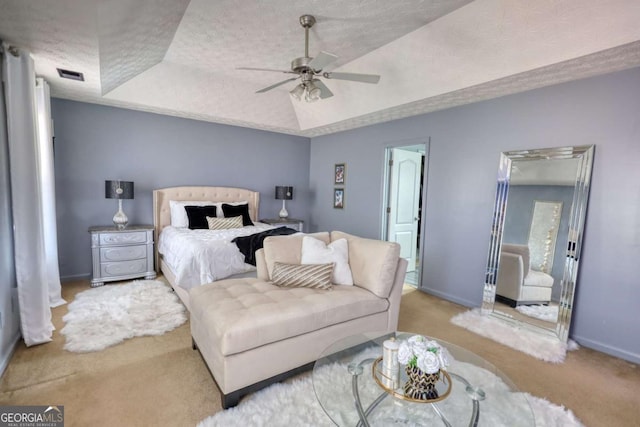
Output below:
[152,186,260,271]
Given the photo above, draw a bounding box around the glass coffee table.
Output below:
[312,332,535,426]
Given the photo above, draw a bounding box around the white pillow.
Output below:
[169,200,218,227]
[301,236,353,286]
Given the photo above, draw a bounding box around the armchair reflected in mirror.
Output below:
[483,145,594,343]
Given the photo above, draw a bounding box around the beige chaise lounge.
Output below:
[189,231,408,408]
[496,243,554,306]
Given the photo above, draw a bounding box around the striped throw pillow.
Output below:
[206,215,243,230]
[272,262,334,290]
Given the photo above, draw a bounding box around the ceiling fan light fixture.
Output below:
[290,84,305,101]
[290,82,321,103]
[305,82,322,102]
[240,14,380,101]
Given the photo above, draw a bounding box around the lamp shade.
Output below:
[105,180,134,200]
[275,186,293,200]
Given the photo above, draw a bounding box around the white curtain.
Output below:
[35,78,65,308]
[3,43,65,346]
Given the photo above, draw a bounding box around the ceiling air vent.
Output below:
[57,68,84,81]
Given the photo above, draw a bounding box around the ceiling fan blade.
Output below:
[312,79,334,99]
[323,71,380,84]
[237,67,297,74]
[308,51,338,71]
[256,77,299,93]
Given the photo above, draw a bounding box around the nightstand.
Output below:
[260,218,304,232]
[88,225,156,287]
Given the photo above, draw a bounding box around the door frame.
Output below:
[381,139,430,287]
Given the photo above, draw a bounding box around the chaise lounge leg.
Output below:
[221,391,241,409]
[192,338,198,350]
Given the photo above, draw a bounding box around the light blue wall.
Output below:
[51,100,310,280]
[50,67,640,364]
[306,136,429,236]
[309,67,640,363]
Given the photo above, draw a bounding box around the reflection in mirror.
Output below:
[528,200,562,274]
[482,145,594,343]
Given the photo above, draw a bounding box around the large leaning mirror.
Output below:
[482,145,594,342]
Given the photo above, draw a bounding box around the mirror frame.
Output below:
[482,145,594,342]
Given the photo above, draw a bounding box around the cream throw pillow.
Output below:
[206,216,243,230]
[262,232,331,280]
[301,236,353,286]
[272,262,334,290]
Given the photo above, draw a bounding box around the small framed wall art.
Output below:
[334,163,346,185]
[334,188,345,209]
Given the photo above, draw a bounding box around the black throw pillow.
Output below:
[221,203,254,226]
[184,205,217,229]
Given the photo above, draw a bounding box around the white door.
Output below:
[387,148,422,272]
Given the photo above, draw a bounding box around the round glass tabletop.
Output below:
[312,332,535,426]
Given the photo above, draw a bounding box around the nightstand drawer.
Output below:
[100,259,147,277]
[99,231,147,246]
[89,225,155,287]
[100,245,146,262]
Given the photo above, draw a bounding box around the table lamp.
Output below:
[105,180,134,229]
[275,186,293,218]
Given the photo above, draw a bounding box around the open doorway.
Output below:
[382,143,428,287]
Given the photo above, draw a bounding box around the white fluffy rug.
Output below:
[450,309,578,363]
[61,280,187,352]
[516,304,559,322]
[198,348,584,427]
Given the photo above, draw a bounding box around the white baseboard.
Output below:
[0,332,20,377]
[570,334,640,365]
[418,286,477,309]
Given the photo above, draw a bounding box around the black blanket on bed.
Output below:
[232,226,298,266]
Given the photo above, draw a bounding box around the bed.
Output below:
[153,186,285,309]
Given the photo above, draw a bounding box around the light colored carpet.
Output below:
[3,282,638,427]
[450,309,576,363]
[516,304,559,322]
[199,347,583,426]
[60,280,187,352]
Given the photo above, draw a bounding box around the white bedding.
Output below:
[158,223,275,290]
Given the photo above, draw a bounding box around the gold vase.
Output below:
[403,365,440,400]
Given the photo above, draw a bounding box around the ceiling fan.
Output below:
[238,14,381,102]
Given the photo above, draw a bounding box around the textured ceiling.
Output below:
[1,0,640,137]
